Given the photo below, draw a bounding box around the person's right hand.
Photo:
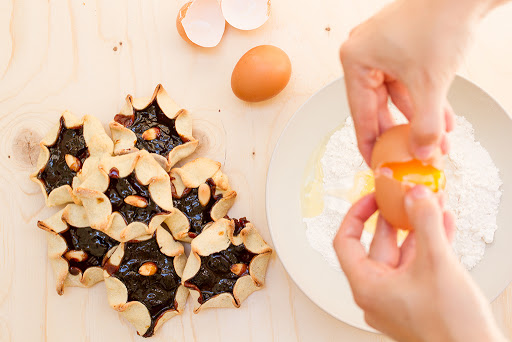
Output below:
[333,186,507,342]
[339,0,500,165]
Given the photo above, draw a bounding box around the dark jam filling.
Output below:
[107,238,181,338]
[37,117,89,195]
[172,179,221,238]
[114,99,184,156]
[60,226,118,275]
[105,171,168,225]
[233,217,250,236]
[184,244,256,304]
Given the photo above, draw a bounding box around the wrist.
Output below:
[433,326,507,342]
[446,316,507,342]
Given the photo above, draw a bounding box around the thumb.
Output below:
[408,83,445,160]
[405,185,450,258]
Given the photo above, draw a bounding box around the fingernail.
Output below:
[414,145,435,160]
[405,185,431,207]
[375,167,393,178]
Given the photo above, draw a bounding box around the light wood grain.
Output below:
[1,1,512,341]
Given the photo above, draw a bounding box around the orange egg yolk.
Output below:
[380,159,446,192]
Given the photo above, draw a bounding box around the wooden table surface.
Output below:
[2,1,512,341]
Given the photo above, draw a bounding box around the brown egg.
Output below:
[371,124,445,230]
[231,45,291,102]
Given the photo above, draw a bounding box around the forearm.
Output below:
[491,0,512,8]
[409,0,511,24]
[471,0,511,18]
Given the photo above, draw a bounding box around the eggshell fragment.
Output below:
[176,2,196,46]
[231,45,291,102]
[371,124,444,230]
[179,0,226,48]
[221,0,271,30]
[374,168,414,230]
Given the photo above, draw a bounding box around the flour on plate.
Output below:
[304,112,502,271]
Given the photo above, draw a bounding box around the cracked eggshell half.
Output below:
[221,0,271,31]
[371,124,444,230]
[177,0,226,48]
[176,2,196,46]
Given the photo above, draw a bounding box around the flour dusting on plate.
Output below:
[304,111,502,271]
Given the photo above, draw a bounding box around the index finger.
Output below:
[407,81,446,159]
[340,55,382,165]
[333,193,378,279]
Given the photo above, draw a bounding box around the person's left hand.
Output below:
[333,187,505,342]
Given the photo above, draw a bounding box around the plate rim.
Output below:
[265,76,377,333]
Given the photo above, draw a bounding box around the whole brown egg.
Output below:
[231,45,291,102]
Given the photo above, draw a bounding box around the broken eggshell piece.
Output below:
[178,0,226,48]
[221,0,271,31]
[177,2,196,46]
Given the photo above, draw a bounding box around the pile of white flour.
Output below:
[304,114,502,271]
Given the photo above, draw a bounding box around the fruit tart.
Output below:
[75,150,174,242]
[31,111,113,206]
[165,158,237,242]
[110,84,198,171]
[182,218,271,313]
[37,203,118,294]
[103,225,188,337]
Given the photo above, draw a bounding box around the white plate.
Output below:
[266,76,512,332]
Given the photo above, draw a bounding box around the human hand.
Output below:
[338,0,500,164]
[333,186,506,342]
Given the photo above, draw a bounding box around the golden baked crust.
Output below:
[110,84,198,171]
[165,158,237,242]
[182,218,272,313]
[103,225,188,337]
[37,204,119,295]
[30,111,114,207]
[75,150,175,242]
